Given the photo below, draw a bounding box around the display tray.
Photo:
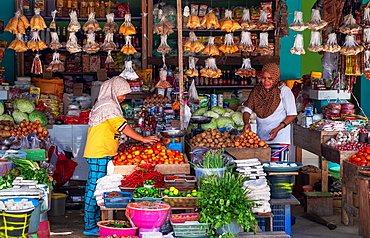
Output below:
[262,161,303,172]
[111,155,190,175]
[321,144,358,164]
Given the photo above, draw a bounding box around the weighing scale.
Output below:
[190,116,213,137]
[160,129,186,153]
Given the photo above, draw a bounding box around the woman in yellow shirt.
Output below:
[83,76,159,236]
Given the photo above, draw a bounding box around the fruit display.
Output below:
[133,187,162,198]
[163,187,200,197]
[112,143,185,165]
[233,129,268,148]
[346,147,370,166]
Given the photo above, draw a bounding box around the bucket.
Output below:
[28,201,41,233]
[283,79,302,89]
[48,193,66,216]
[194,167,226,179]
[216,219,241,235]
[36,221,50,238]
[269,144,289,162]
[0,160,12,176]
[267,175,295,199]
[97,220,138,237]
[223,99,239,111]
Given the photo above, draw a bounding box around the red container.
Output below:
[97,220,138,237]
[170,213,199,223]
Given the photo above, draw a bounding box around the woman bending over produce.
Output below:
[243,63,297,159]
[83,76,159,236]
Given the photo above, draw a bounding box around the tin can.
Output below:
[218,101,223,107]
[211,94,218,108]
[218,94,224,102]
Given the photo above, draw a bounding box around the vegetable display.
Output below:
[15,99,35,114]
[191,149,225,169]
[133,187,162,198]
[189,129,235,148]
[112,143,185,165]
[9,120,48,140]
[233,130,268,148]
[28,110,48,126]
[120,164,165,188]
[346,147,370,166]
[191,107,243,131]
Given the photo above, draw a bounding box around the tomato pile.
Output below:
[347,147,370,166]
[112,143,185,165]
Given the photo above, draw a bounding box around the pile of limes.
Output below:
[163,187,200,197]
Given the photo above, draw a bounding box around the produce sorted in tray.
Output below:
[103,13,118,33]
[9,119,48,140]
[30,8,47,31]
[233,129,268,148]
[346,146,370,166]
[119,14,136,35]
[189,129,235,148]
[120,163,165,188]
[8,33,28,52]
[219,9,241,32]
[112,142,185,166]
[240,8,256,30]
[133,187,162,198]
[201,36,219,56]
[82,12,101,32]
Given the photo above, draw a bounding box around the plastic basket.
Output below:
[271,204,289,233]
[0,160,12,176]
[267,175,294,199]
[119,187,136,193]
[133,197,162,202]
[170,213,199,223]
[194,167,226,179]
[165,175,196,191]
[104,192,132,208]
[97,220,138,236]
[163,197,201,208]
[171,221,209,236]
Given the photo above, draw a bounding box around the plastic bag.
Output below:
[200,57,222,78]
[153,11,174,35]
[121,35,137,55]
[306,9,328,30]
[30,8,47,31]
[183,31,204,53]
[202,36,219,56]
[188,79,199,105]
[46,52,65,72]
[236,58,256,77]
[187,5,201,28]
[239,31,254,52]
[362,7,370,27]
[83,32,100,53]
[49,32,62,50]
[66,31,82,53]
[339,14,361,35]
[185,56,199,77]
[289,11,307,31]
[256,32,272,55]
[31,137,40,149]
[200,9,220,29]
[83,12,101,32]
[219,9,241,32]
[103,13,118,33]
[218,33,238,54]
[240,8,256,30]
[340,35,364,56]
[120,61,139,80]
[155,65,172,89]
[49,10,57,29]
[157,35,172,54]
[20,136,30,150]
[322,33,341,53]
[27,30,47,51]
[8,33,28,52]
[101,32,117,51]
[31,54,43,74]
[307,31,323,52]
[255,10,274,31]
[365,51,370,73]
[119,14,136,35]
[290,34,305,55]
[67,10,81,32]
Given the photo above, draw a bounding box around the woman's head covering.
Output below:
[244,63,281,119]
[88,76,132,127]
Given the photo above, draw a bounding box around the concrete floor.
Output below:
[47,203,361,238]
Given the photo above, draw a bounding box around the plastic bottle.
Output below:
[304,102,314,128]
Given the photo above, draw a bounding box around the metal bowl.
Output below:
[160,130,186,138]
[190,116,213,124]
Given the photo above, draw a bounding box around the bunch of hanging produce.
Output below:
[66,32,82,53]
[289,11,307,31]
[240,8,256,30]
[307,31,323,52]
[8,33,28,52]
[101,33,116,51]
[200,10,220,29]
[306,9,328,30]
[67,10,81,32]
[119,14,136,35]
[120,35,136,55]
[30,8,47,31]
[255,10,274,31]
[219,33,238,54]
[46,52,64,72]
[27,31,47,51]
[339,14,361,35]
[153,14,174,35]
[323,33,341,53]
[49,32,62,50]
[290,34,305,55]
[200,57,222,78]
[157,35,172,54]
[201,36,220,56]
[219,9,241,32]
[185,57,199,77]
[340,35,364,56]
[239,31,254,52]
[83,12,101,32]
[5,10,30,34]
[83,32,100,53]
[236,58,256,77]
[103,13,118,33]
[183,31,205,53]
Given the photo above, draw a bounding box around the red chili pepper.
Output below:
[120,164,165,188]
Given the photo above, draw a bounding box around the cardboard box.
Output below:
[241,89,252,98]
[73,83,83,96]
[171,120,180,128]
[223,92,232,100]
[297,171,321,187]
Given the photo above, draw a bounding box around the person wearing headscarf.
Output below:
[82,76,159,236]
[243,63,297,145]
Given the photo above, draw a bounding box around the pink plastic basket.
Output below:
[97,220,138,237]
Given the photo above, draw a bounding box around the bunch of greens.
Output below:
[191,149,225,169]
[0,158,52,190]
[197,172,257,237]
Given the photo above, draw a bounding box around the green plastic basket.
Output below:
[170,221,209,236]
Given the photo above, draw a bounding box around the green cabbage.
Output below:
[0,103,4,115]
[225,108,234,113]
[186,123,198,134]
[216,116,235,128]
[0,114,14,123]
[203,111,219,119]
[192,108,207,116]
[201,119,218,130]
[237,125,244,131]
[211,106,226,115]
[12,110,29,124]
[15,99,35,114]
[231,112,244,126]
[29,111,48,126]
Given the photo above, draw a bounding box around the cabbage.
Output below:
[15,99,35,113]
[203,111,219,119]
[231,112,244,126]
[29,111,48,126]
[237,125,244,131]
[0,103,4,115]
[225,108,234,113]
[223,111,234,117]
[192,108,207,116]
[211,106,226,115]
[216,116,235,128]
[12,110,29,124]
[0,114,14,123]
[186,123,198,134]
[201,119,218,130]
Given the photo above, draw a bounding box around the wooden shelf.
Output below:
[148,56,279,66]
[25,16,142,21]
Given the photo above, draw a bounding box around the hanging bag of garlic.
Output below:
[236,58,256,77]
[219,33,239,54]
[68,10,81,32]
[289,11,307,31]
[83,32,100,53]
[153,10,175,35]
[240,8,256,31]
[185,56,199,77]
[340,35,364,56]
[200,9,220,29]
[256,32,272,55]
[183,31,205,53]
[120,35,137,55]
[323,33,341,53]
[202,36,219,56]
[8,33,28,52]
[157,35,172,54]
[220,9,241,32]
[120,60,139,80]
[289,34,305,55]
[27,30,47,51]
[255,10,274,31]
[101,33,117,51]
[83,12,101,32]
[66,31,82,53]
[306,9,328,30]
[103,13,118,33]
[46,52,65,72]
[307,31,323,52]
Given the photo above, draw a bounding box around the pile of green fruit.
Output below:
[163,187,201,197]
[133,187,162,198]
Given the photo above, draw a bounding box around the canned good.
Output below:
[211,100,218,108]
[218,101,223,107]
[211,94,217,108]
[218,94,224,102]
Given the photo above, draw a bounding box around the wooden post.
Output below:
[140,0,147,70]
[320,157,328,192]
[176,0,184,130]
[358,178,370,237]
[295,146,302,164]
[147,0,154,59]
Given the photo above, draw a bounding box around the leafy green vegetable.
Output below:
[29,111,48,126]
[201,119,218,130]
[231,112,243,126]
[12,110,29,124]
[0,114,14,123]
[191,149,225,169]
[0,103,4,115]
[211,106,226,115]
[203,111,220,119]
[15,99,35,114]
[216,117,235,128]
[192,108,208,116]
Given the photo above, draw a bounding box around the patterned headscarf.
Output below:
[244,63,281,118]
[88,76,132,127]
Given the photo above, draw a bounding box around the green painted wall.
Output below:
[0,1,15,84]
